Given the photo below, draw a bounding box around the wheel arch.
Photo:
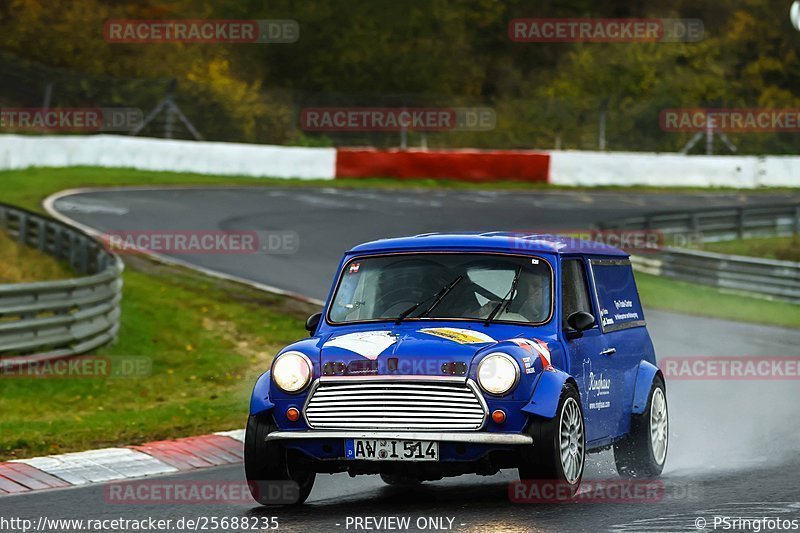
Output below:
[521,369,580,419]
[249,370,276,416]
[631,360,664,415]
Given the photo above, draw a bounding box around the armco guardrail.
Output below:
[631,251,800,303]
[0,203,123,362]
[601,203,800,303]
[600,203,800,242]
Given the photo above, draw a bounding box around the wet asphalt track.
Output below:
[2,187,800,533]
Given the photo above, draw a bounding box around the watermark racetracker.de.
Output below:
[509,479,701,503]
[661,108,800,132]
[509,18,704,42]
[300,107,496,132]
[102,230,299,255]
[0,356,151,379]
[660,356,800,380]
[507,229,706,255]
[322,357,522,377]
[0,108,142,132]
[104,479,298,505]
[104,19,298,43]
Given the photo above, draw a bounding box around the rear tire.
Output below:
[614,376,668,478]
[518,382,585,498]
[244,414,315,505]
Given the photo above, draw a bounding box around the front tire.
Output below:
[519,382,585,498]
[614,376,668,478]
[244,414,315,505]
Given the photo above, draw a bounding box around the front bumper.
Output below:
[266,430,532,445]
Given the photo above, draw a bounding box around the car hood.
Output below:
[319,324,523,376]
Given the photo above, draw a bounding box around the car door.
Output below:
[588,258,649,438]
[561,257,622,445]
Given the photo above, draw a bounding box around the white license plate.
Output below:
[345,439,439,461]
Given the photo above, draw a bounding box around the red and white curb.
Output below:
[0,429,245,496]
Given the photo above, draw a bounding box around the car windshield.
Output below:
[328,253,552,324]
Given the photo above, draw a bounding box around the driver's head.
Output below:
[512,270,548,317]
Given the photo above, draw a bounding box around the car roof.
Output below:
[347,232,629,257]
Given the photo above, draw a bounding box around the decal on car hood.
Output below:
[323,330,397,360]
[418,327,495,344]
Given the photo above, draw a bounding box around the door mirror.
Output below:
[305,312,322,335]
[567,311,595,332]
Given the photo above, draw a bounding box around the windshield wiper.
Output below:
[418,275,464,318]
[484,266,521,325]
[395,275,463,324]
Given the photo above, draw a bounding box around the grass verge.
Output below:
[0,256,315,460]
[0,231,75,283]
[635,271,800,329]
[703,236,800,262]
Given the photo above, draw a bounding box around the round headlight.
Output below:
[272,351,312,393]
[477,353,520,395]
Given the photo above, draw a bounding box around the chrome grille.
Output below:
[304,379,487,430]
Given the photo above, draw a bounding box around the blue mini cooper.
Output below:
[245,233,668,504]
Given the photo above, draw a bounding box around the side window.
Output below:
[590,259,646,332]
[561,259,595,329]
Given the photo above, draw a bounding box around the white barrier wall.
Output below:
[0,135,337,179]
[549,150,798,188]
[0,135,797,187]
[759,156,800,188]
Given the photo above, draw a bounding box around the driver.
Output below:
[508,270,549,322]
[477,269,548,322]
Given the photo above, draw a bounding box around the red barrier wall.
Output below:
[335,148,550,183]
